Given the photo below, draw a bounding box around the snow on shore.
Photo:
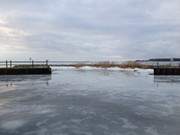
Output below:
[52,66,153,74]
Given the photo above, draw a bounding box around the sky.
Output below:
[0,0,180,61]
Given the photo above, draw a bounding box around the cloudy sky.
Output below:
[0,0,180,60]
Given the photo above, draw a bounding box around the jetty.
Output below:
[154,66,180,75]
[151,58,180,75]
[0,60,52,75]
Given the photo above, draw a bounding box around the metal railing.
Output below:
[0,60,49,68]
[0,60,107,68]
[153,62,180,68]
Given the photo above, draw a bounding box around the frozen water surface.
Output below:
[0,68,180,135]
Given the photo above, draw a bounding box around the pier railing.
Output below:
[153,65,180,69]
[0,60,49,68]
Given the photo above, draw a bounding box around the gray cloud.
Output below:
[0,0,180,60]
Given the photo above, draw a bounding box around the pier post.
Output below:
[46,60,48,66]
[32,60,34,67]
[10,60,12,68]
[6,60,8,68]
[156,62,159,68]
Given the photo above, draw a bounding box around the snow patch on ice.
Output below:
[145,127,159,135]
[1,120,26,130]
[120,118,138,129]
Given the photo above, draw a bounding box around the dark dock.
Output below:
[0,60,52,75]
[154,67,180,75]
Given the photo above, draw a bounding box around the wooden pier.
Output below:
[0,60,52,75]
[154,67,180,75]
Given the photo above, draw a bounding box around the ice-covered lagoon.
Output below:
[0,67,180,135]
